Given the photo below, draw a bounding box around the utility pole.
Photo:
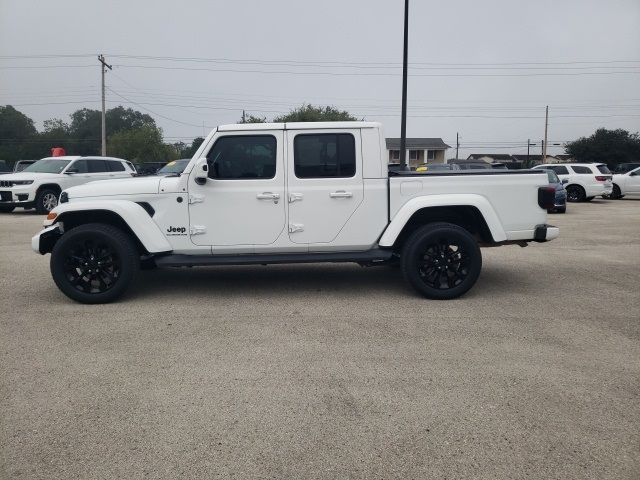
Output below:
[242,110,246,124]
[399,0,409,170]
[455,132,459,160]
[527,139,531,167]
[542,105,549,163]
[98,54,112,156]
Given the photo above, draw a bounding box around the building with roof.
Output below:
[386,138,450,168]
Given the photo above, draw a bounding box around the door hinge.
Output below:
[288,193,304,203]
[189,194,205,204]
[288,223,304,233]
[190,225,206,235]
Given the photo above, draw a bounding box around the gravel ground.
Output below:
[1,199,639,479]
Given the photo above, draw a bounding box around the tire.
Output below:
[566,185,585,202]
[50,223,139,304]
[401,222,482,300]
[556,206,566,214]
[610,184,622,200]
[35,187,60,214]
[0,206,15,213]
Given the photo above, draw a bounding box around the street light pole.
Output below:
[399,0,409,170]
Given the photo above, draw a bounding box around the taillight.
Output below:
[595,176,610,182]
[538,186,556,210]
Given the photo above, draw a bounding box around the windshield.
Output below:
[158,159,190,174]
[23,159,71,174]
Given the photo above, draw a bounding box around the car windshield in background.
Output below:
[158,159,190,174]
[597,164,611,174]
[424,164,453,171]
[545,170,559,183]
[23,159,71,174]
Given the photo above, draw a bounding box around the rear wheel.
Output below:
[0,206,14,213]
[50,223,139,304]
[401,222,482,300]
[566,185,585,202]
[35,188,59,214]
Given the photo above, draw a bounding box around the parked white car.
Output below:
[0,156,135,213]
[611,166,640,199]
[33,122,559,303]
[532,163,613,202]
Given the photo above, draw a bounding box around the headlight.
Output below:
[12,180,34,185]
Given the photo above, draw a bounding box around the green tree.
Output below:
[273,104,359,122]
[107,125,168,162]
[0,105,38,161]
[238,113,267,124]
[565,128,640,167]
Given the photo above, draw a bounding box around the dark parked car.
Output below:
[134,162,166,176]
[541,169,567,213]
[13,160,37,172]
[157,159,190,175]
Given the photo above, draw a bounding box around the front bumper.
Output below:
[534,224,560,242]
[31,224,63,254]
[0,188,35,208]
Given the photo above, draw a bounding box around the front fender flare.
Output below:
[379,194,507,247]
[45,200,172,253]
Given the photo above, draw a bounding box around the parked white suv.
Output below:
[532,163,613,202]
[0,156,135,213]
[611,166,640,199]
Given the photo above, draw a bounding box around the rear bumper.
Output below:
[534,224,560,242]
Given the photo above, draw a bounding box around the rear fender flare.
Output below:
[379,194,507,246]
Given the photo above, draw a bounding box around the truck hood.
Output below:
[66,176,162,198]
[0,172,62,181]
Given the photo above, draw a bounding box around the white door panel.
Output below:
[188,131,286,247]
[286,129,364,245]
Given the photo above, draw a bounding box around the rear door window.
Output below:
[87,160,109,173]
[294,133,356,178]
[570,166,591,174]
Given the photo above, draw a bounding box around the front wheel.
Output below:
[0,206,14,213]
[35,188,59,214]
[401,223,482,300]
[50,223,139,304]
[610,184,623,200]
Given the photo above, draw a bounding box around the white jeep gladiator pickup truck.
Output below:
[32,122,559,303]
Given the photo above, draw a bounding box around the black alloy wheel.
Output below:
[566,185,585,202]
[401,222,482,300]
[50,223,139,303]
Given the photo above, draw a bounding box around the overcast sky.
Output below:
[1,0,639,158]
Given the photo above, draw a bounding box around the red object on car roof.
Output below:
[51,147,66,157]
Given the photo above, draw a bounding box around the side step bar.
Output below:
[154,249,394,268]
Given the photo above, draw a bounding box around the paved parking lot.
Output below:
[1,200,639,479]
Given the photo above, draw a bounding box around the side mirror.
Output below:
[65,168,78,174]
[194,157,208,185]
[562,179,568,184]
[630,171,638,176]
